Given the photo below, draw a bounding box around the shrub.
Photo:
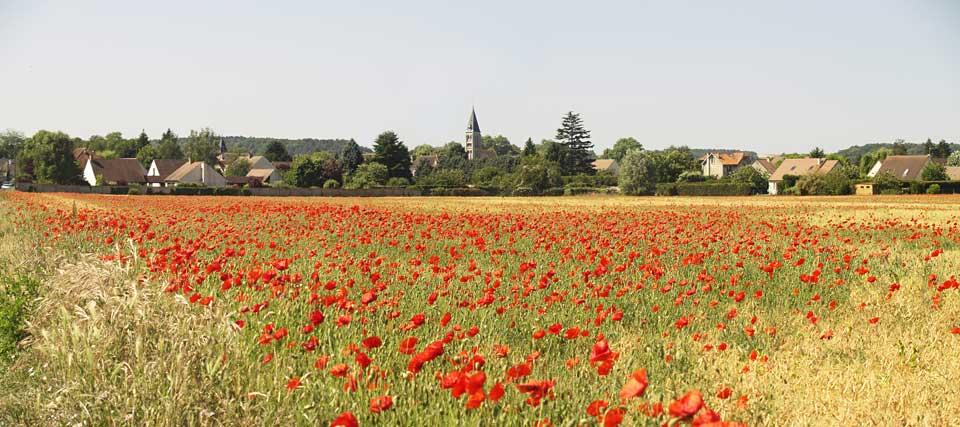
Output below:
[172,186,199,195]
[127,187,140,195]
[512,187,536,197]
[674,182,752,196]
[109,186,129,195]
[656,183,678,196]
[428,187,490,197]
[385,177,410,188]
[213,187,240,196]
[563,187,603,196]
[926,184,941,194]
[323,179,340,189]
[541,187,565,196]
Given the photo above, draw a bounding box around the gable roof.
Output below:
[700,152,747,166]
[88,158,147,184]
[769,158,833,181]
[753,158,776,174]
[246,168,276,181]
[874,155,930,181]
[74,147,98,164]
[592,159,618,171]
[150,159,188,179]
[165,162,203,182]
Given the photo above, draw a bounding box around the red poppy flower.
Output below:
[369,395,393,413]
[619,368,648,400]
[330,411,358,427]
[669,390,704,418]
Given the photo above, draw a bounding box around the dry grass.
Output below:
[0,232,270,425]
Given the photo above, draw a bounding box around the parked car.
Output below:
[1,181,14,189]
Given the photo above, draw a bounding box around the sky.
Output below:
[1,0,958,154]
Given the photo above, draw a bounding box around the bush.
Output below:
[674,182,752,196]
[656,183,678,196]
[213,187,240,196]
[676,171,706,183]
[127,187,140,195]
[172,186,199,195]
[926,184,941,194]
[512,187,536,197]
[428,187,490,197]
[541,187,565,196]
[240,188,253,196]
[109,186,129,195]
[323,179,340,189]
[385,177,410,188]
[564,187,603,196]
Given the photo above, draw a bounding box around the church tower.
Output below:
[466,107,481,160]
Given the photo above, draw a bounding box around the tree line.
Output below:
[2,119,956,195]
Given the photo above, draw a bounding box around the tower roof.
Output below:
[467,108,480,133]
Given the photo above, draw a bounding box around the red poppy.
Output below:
[369,395,393,413]
[669,390,704,418]
[330,411,358,427]
[619,369,648,400]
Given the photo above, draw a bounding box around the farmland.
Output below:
[2,193,960,426]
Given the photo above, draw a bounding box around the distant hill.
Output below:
[836,142,959,162]
[222,136,371,157]
[688,148,758,159]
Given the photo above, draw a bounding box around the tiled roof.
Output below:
[88,158,147,184]
[769,158,831,181]
[874,155,930,181]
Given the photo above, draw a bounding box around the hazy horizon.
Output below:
[2,1,958,154]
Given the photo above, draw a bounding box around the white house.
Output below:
[82,158,147,186]
[164,162,226,187]
[146,159,188,187]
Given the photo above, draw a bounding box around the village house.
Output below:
[82,157,147,186]
[699,152,750,178]
[146,159,188,187]
[591,159,619,175]
[164,162,226,187]
[767,158,838,195]
[751,158,776,176]
[867,155,934,181]
[244,155,284,184]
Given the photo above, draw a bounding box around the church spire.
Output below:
[467,107,481,133]
[465,107,482,160]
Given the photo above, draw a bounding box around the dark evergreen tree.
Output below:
[339,139,364,174]
[136,130,150,152]
[555,111,595,175]
[522,138,536,157]
[372,131,411,180]
[923,138,935,155]
[891,139,908,155]
[263,140,293,162]
[157,129,184,159]
[809,147,826,158]
[934,140,952,159]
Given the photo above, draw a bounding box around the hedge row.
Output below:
[426,187,492,197]
[657,182,753,196]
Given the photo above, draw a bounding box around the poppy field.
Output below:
[3,193,960,426]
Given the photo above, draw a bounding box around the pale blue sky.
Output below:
[1,0,958,153]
